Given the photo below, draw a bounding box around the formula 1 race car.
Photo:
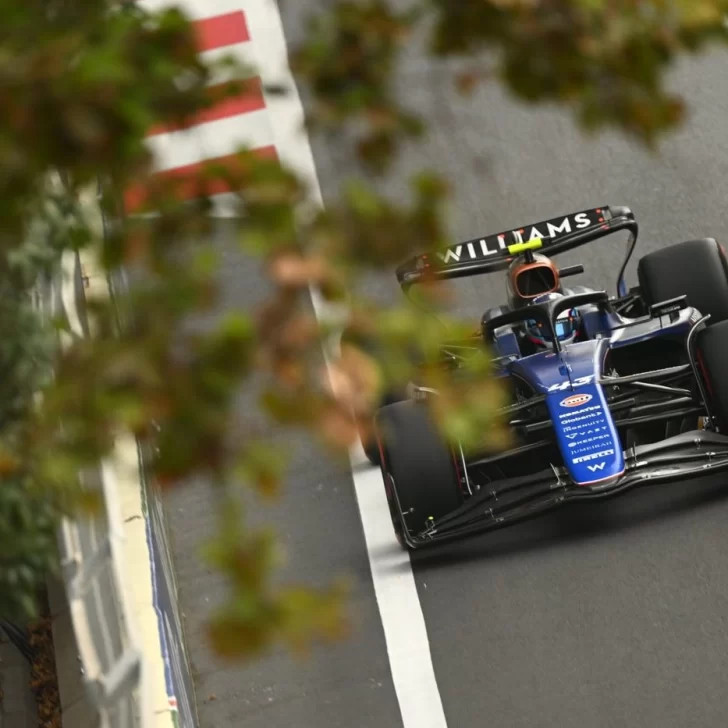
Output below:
[367,205,728,549]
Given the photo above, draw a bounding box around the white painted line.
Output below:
[147,109,274,171]
[247,2,449,726]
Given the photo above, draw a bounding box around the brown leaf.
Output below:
[0,450,20,476]
[268,253,332,288]
[278,313,320,351]
[123,226,152,265]
[455,70,480,96]
[208,613,274,660]
[326,344,381,415]
[272,358,306,388]
[318,403,360,450]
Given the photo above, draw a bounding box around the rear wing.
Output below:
[396,205,639,296]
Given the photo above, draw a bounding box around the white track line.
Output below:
[247,2,449,726]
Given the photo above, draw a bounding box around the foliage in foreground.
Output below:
[2,0,728,659]
[28,594,62,728]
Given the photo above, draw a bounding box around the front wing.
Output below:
[394,430,728,549]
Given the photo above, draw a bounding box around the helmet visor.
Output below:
[526,309,578,343]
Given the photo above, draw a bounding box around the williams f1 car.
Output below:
[367,205,728,549]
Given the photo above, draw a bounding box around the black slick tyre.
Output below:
[696,319,728,429]
[375,401,463,546]
[361,390,405,466]
[637,238,728,324]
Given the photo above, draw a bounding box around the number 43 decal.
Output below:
[548,375,595,392]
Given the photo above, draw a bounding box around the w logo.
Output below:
[587,462,606,472]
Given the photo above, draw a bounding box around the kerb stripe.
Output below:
[124,146,278,211]
[148,78,266,136]
[194,11,250,52]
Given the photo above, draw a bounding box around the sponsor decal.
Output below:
[434,210,600,266]
[569,434,609,445]
[560,393,593,408]
[559,404,601,419]
[566,428,612,454]
[572,449,615,464]
[570,439,613,455]
[562,414,599,427]
[587,462,607,472]
[549,375,595,392]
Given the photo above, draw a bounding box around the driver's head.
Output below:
[507,252,561,307]
[524,293,580,348]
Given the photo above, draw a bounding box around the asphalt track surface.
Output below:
[161,10,728,728]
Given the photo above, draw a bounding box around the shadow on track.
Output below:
[373,474,728,573]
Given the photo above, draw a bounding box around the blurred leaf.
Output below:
[0,0,724,660]
[236,441,288,500]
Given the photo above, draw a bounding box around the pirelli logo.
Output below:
[572,449,615,464]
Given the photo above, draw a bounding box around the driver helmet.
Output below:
[524,292,580,347]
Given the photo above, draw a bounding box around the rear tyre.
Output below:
[637,238,728,323]
[375,401,463,546]
[696,320,728,430]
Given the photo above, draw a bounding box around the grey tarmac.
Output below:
[163,5,728,726]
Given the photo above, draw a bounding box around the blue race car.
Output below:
[371,205,728,549]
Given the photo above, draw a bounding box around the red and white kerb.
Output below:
[125,6,277,213]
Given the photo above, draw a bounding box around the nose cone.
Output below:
[546,383,625,486]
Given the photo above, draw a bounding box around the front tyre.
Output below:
[696,320,728,430]
[360,390,407,466]
[375,401,463,547]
